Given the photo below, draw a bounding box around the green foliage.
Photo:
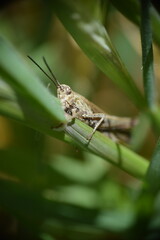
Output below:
[140,0,156,109]
[53,0,146,109]
[0,38,66,134]
[146,137,160,193]
[0,0,160,239]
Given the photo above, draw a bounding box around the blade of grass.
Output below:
[53,0,146,109]
[140,1,160,195]
[139,1,160,134]
[0,37,66,127]
[140,0,156,110]
[110,0,140,25]
[65,119,149,179]
[133,137,160,231]
[0,80,70,143]
[146,137,160,193]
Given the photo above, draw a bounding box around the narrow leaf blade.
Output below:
[53,0,146,109]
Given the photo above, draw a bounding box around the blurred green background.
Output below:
[0,0,160,239]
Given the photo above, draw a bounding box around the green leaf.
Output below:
[0,37,66,127]
[65,118,149,179]
[110,0,140,25]
[146,137,160,193]
[0,37,70,142]
[53,0,146,109]
[140,0,156,110]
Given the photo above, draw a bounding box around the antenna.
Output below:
[27,55,60,87]
[42,57,60,87]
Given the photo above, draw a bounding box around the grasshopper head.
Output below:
[57,84,72,100]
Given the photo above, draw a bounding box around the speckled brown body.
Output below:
[57,84,136,143]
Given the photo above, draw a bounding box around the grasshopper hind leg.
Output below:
[86,115,105,142]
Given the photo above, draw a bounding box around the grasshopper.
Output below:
[28,56,137,143]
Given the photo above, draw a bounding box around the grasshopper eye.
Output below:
[66,87,71,95]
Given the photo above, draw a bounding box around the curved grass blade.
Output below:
[0,37,66,128]
[53,0,146,109]
[65,118,149,179]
